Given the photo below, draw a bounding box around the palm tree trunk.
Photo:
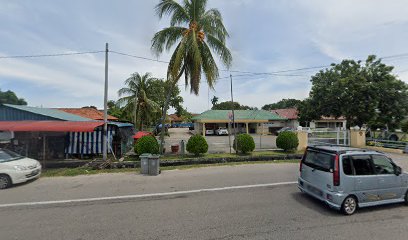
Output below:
[159,66,186,154]
[134,101,140,130]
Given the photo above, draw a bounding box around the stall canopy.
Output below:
[132,131,152,139]
[0,121,104,132]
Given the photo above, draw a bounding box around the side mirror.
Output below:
[395,166,402,176]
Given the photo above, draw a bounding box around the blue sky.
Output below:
[1,0,408,113]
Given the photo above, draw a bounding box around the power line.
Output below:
[0,50,105,59]
[110,50,170,64]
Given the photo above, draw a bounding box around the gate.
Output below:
[308,129,350,146]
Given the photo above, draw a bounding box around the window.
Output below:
[342,156,353,175]
[351,155,373,175]
[372,155,394,175]
[303,150,335,172]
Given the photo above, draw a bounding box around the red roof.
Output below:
[272,108,298,120]
[57,108,118,121]
[168,114,183,122]
[132,131,153,139]
[0,121,104,132]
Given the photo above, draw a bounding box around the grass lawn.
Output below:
[42,159,300,177]
[124,150,300,162]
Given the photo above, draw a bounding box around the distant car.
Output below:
[277,127,294,135]
[205,129,214,135]
[215,128,229,136]
[0,149,42,189]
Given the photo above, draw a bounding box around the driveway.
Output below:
[164,128,277,153]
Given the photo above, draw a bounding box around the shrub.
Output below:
[276,131,299,152]
[135,135,159,155]
[402,121,408,133]
[233,134,255,154]
[186,134,208,156]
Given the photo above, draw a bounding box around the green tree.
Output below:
[299,56,408,128]
[148,78,184,124]
[117,72,160,130]
[0,89,27,105]
[261,99,302,111]
[212,101,255,110]
[211,96,219,106]
[152,0,232,152]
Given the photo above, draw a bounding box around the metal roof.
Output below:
[192,110,287,121]
[0,121,104,132]
[2,104,92,121]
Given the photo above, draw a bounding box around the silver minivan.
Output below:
[298,146,408,215]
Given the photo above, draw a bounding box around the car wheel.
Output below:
[405,191,408,206]
[341,196,357,215]
[0,174,11,189]
[389,134,399,141]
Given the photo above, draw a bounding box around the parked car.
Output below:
[215,127,229,136]
[298,145,408,215]
[277,127,294,135]
[0,149,42,189]
[205,129,214,135]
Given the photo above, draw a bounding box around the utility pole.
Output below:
[230,74,237,154]
[103,43,109,161]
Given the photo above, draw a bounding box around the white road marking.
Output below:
[0,181,297,208]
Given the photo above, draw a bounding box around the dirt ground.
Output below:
[163,128,277,154]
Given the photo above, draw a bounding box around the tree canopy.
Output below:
[261,98,302,110]
[212,101,256,110]
[0,89,27,105]
[298,55,408,129]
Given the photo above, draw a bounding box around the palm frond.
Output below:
[206,34,232,68]
[151,26,187,57]
[199,8,229,41]
[200,41,219,89]
[155,0,189,23]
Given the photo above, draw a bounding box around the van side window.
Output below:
[342,156,353,175]
[371,155,394,175]
[351,155,373,175]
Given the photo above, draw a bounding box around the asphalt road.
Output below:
[0,153,407,240]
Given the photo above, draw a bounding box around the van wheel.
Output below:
[0,175,11,189]
[404,191,408,206]
[341,196,357,215]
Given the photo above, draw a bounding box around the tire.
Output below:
[341,196,357,215]
[389,134,399,141]
[0,174,11,189]
[404,191,408,206]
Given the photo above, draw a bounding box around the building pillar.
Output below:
[246,123,249,134]
[202,123,206,137]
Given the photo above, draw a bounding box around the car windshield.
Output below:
[0,149,24,162]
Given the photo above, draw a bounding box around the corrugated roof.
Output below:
[0,121,104,132]
[3,104,92,121]
[192,110,286,121]
[57,108,118,121]
[272,108,298,120]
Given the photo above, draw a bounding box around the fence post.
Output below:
[336,128,340,145]
[350,127,366,148]
[297,130,308,151]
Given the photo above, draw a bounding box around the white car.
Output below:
[0,149,42,189]
[205,129,214,135]
[215,128,229,136]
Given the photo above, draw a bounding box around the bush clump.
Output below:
[186,134,208,156]
[402,121,408,133]
[135,135,159,155]
[276,131,299,152]
[233,134,255,154]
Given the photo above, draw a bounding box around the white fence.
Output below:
[308,129,350,146]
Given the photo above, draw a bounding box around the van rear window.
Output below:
[303,150,335,172]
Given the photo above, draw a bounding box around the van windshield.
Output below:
[0,149,24,162]
[303,150,335,172]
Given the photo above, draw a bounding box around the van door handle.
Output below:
[357,179,362,184]
[379,179,385,184]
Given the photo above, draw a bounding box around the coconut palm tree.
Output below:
[117,72,160,130]
[152,0,232,150]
